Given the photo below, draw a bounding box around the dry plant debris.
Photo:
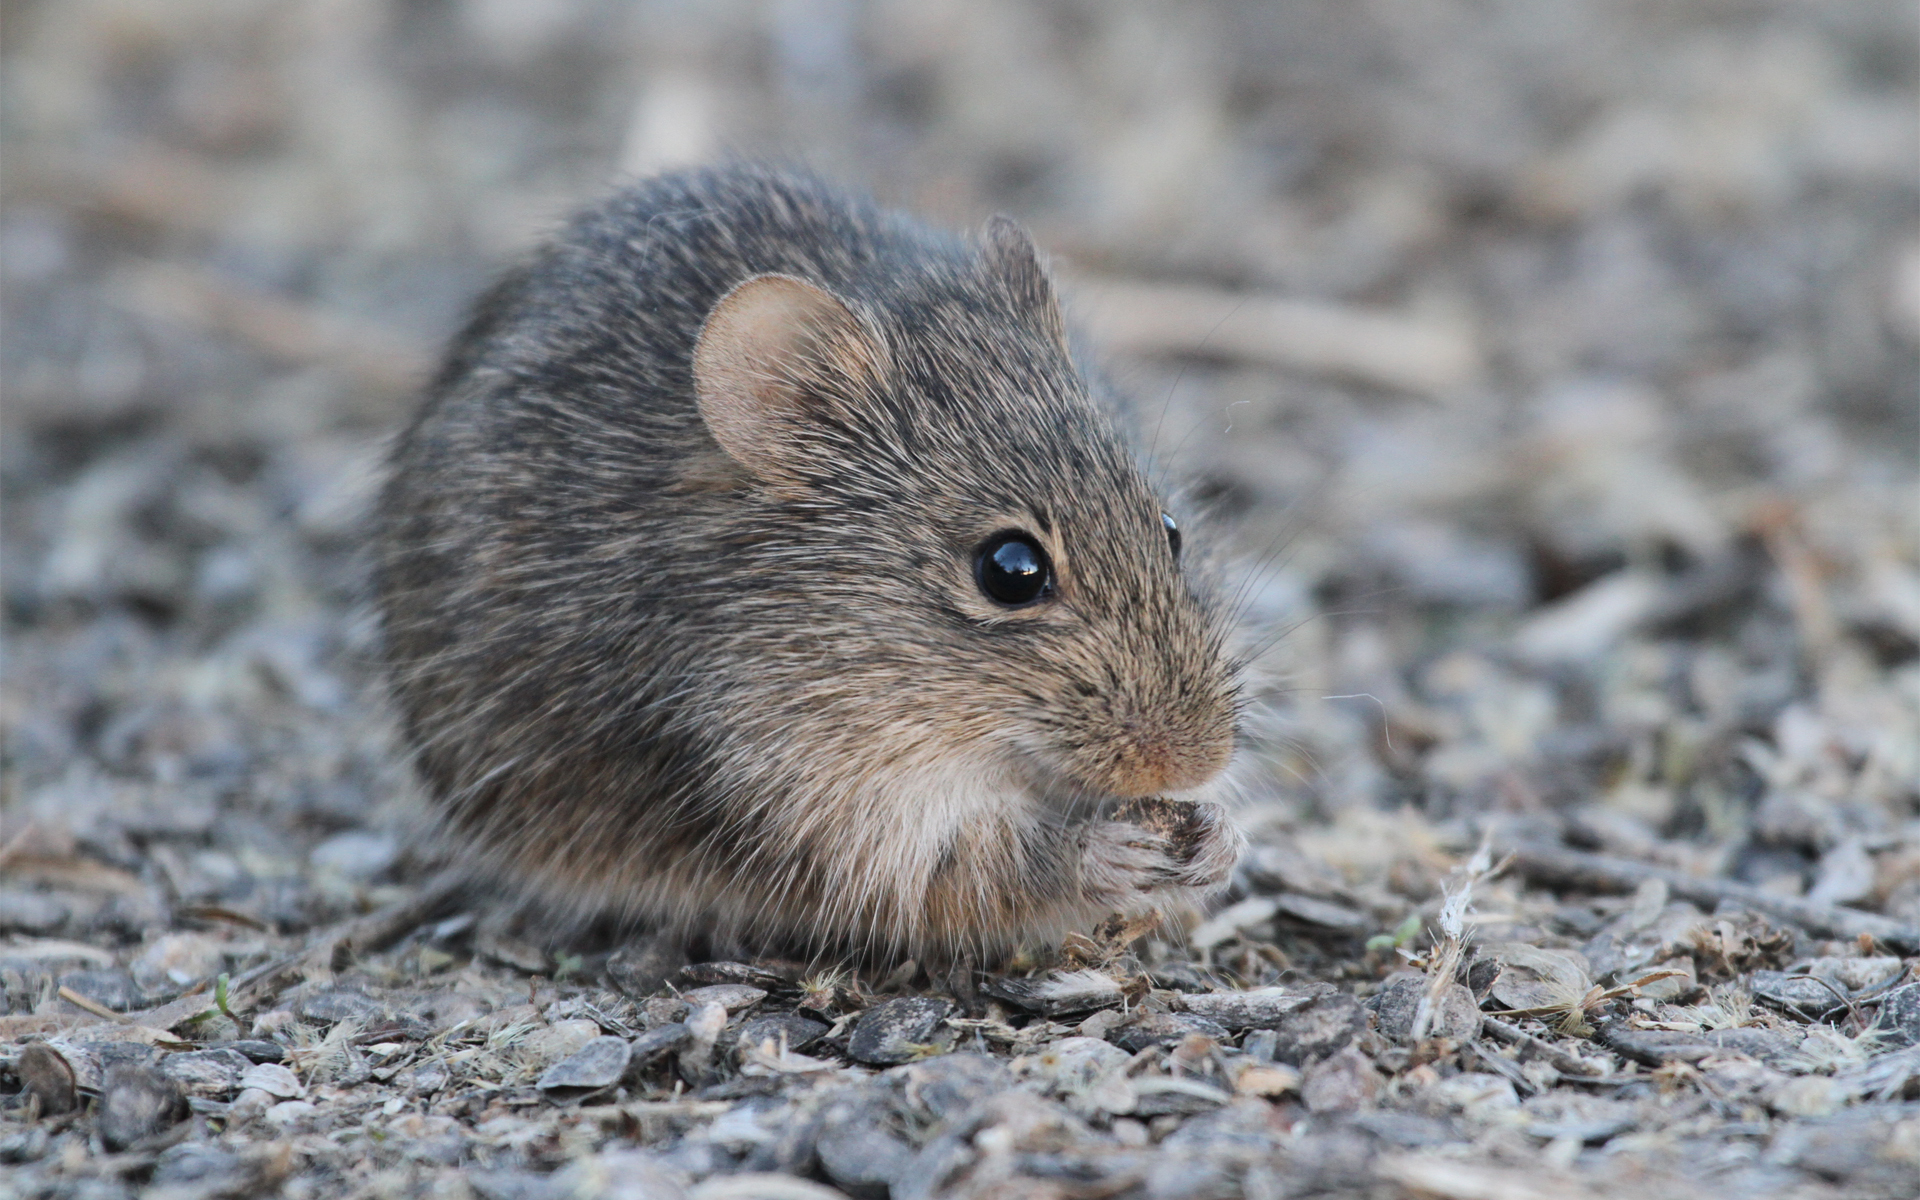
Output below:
[2,0,1915,1197]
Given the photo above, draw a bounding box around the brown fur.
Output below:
[375,164,1243,965]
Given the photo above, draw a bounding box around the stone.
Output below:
[551,1148,692,1200]
[1369,974,1482,1043]
[1107,1011,1230,1053]
[16,1042,77,1114]
[159,1048,250,1097]
[1300,1047,1381,1113]
[295,988,384,1025]
[1271,893,1373,933]
[1178,986,1316,1030]
[1752,970,1849,1019]
[680,983,766,1013]
[151,1144,246,1188]
[1022,1036,1131,1096]
[817,1086,915,1198]
[1265,986,1369,1065]
[1873,984,1920,1048]
[630,1022,692,1064]
[1812,956,1904,993]
[524,1019,602,1066]
[97,1064,186,1150]
[309,830,398,881]
[264,1099,317,1128]
[132,933,227,992]
[538,1036,631,1092]
[679,961,798,990]
[476,929,550,974]
[897,1053,1012,1121]
[237,1061,304,1099]
[732,1013,829,1055]
[847,997,954,1065]
[57,968,142,1012]
[0,890,69,935]
[605,937,687,998]
[214,1039,286,1063]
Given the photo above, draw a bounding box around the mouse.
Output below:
[375,163,1244,966]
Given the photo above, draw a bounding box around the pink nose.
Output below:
[1100,725,1233,797]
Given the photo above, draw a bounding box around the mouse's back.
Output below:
[377,164,1242,963]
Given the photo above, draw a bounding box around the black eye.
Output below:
[975,532,1052,606]
[1162,512,1182,559]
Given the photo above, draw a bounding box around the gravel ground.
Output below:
[3,2,1918,1198]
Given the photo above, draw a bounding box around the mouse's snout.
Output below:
[1064,679,1238,799]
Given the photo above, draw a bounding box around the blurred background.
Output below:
[2,0,1916,937]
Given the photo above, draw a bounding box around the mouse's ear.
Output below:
[982,215,1068,353]
[692,274,886,482]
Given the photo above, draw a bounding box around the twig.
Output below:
[107,259,433,397]
[1503,842,1920,953]
[232,867,471,1003]
[119,870,470,1034]
[1480,1016,1604,1077]
[1065,276,1483,395]
[57,986,130,1023]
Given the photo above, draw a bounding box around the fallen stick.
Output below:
[1064,276,1483,395]
[56,986,130,1024]
[115,869,470,1035]
[229,867,472,1004]
[1479,1016,1605,1077]
[1504,842,1920,953]
[108,259,433,398]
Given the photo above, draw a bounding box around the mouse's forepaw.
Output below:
[1078,800,1241,910]
[1108,796,1242,890]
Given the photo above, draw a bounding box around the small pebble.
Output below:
[57,969,141,1012]
[16,1043,77,1115]
[606,937,687,997]
[214,1039,287,1064]
[98,1065,186,1150]
[1107,1012,1230,1054]
[732,1012,830,1054]
[1178,986,1314,1030]
[847,997,955,1065]
[1874,983,1920,1048]
[1369,975,1482,1043]
[817,1085,916,1196]
[264,1099,317,1128]
[538,1036,631,1092]
[132,932,226,990]
[295,988,384,1025]
[1300,1047,1381,1113]
[238,1062,305,1099]
[681,983,767,1013]
[159,1048,250,1097]
[0,890,70,935]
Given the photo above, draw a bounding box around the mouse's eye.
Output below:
[975,532,1052,606]
[1162,512,1182,560]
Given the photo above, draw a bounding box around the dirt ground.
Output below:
[3,1,1918,1197]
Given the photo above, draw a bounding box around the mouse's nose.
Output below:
[1091,710,1235,798]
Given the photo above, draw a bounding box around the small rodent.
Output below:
[376,164,1243,964]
